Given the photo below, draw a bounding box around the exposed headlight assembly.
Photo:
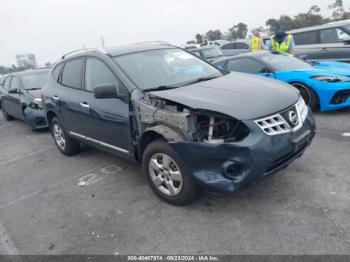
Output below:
[311,76,350,83]
[29,98,43,109]
[194,113,250,144]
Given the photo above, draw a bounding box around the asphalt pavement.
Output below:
[0,109,349,255]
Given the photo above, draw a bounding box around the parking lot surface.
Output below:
[0,109,349,255]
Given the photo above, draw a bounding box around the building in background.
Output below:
[15,54,37,68]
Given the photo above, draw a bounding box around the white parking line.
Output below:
[342,133,350,137]
[0,220,19,255]
[0,164,110,210]
[0,147,54,166]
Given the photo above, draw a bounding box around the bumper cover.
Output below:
[24,107,48,130]
[168,111,316,193]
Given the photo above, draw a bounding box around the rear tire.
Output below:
[142,139,198,206]
[51,117,80,156]
[291,83,318,110]
[2,106,14,121]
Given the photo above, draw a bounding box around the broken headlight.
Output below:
[29,98,43,109]
[195,113,249,144]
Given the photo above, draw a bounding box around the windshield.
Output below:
[21,71,49,90]
[260,54,312,71]
[200,48,223,59]
[113,48,222,90]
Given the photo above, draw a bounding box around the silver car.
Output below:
[221,40,250,56]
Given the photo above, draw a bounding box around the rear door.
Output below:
[6,76,23,119]
[79,57,132,155]
[54,58,86,134]
[318,27,350,62]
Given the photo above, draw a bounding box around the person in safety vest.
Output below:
[250,31,264,52]
[268,25,295,55]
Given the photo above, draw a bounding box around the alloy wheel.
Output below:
[148,153,183,196]
[53,123,66,150]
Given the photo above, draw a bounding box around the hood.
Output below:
[26,89,42,98]
[288,64,350,78]
[150,72,299,120]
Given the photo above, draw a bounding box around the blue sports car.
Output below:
[213,51,350,111]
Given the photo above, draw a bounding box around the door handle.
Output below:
[52,95,59,100]
[80,102,90,109]
[321,48,328,51]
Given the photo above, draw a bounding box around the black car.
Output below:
[288,20,350,62]
[42,43,316,205]
[1,69,49,130]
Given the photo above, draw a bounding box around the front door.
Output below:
[6,76,23,119]
[79,57,133,155]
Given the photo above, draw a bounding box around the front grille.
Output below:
[255,114,289,135]
[255,97,308,136]
[330,90,350,104]
[265,143,308,174]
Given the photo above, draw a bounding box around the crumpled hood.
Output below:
[26,89,42,98]
[150,72,299,120]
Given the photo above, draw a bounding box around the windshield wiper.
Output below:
[184,76,220,86]
[25,87,43,91]
[144,85,179,92]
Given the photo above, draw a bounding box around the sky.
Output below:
[0,0,349,66]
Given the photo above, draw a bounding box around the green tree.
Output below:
[227,22,248,40]
[206,29,223,41]
[195,33,203,44]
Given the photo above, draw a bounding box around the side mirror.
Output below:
[341,39,350,45]
[8,88,18,94]
[93,84,126,100]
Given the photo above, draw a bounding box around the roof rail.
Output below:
[61,48,102,60]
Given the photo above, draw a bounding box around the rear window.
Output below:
[61,59,83,89]
[294,31,319,45]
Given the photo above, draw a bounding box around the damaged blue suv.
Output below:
[42,43,316,205]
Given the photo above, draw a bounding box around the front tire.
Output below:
[291,83,318,110]
[51,117,80,156]
[2,106,14,121]
[142,139,198,206]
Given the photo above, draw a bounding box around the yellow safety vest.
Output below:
[271,35,293,54]
[250,36,262,52]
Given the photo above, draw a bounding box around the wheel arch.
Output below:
[137,125,188,162]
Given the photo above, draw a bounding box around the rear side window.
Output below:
[293,31,319,45]
[61,59,83,89]
[52,63,63,81]
[227,58,266,74]
[3,76,12,89]
[320,28,350,43]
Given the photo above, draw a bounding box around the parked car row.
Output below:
[1,42,317,205]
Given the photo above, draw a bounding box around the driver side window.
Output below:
[85,58,127,95]
[10,77,20,91]
[3,76,12,90]
[227,58,268,74]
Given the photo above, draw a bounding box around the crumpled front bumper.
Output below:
[168,110,316,193]
[24,107,48,130]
